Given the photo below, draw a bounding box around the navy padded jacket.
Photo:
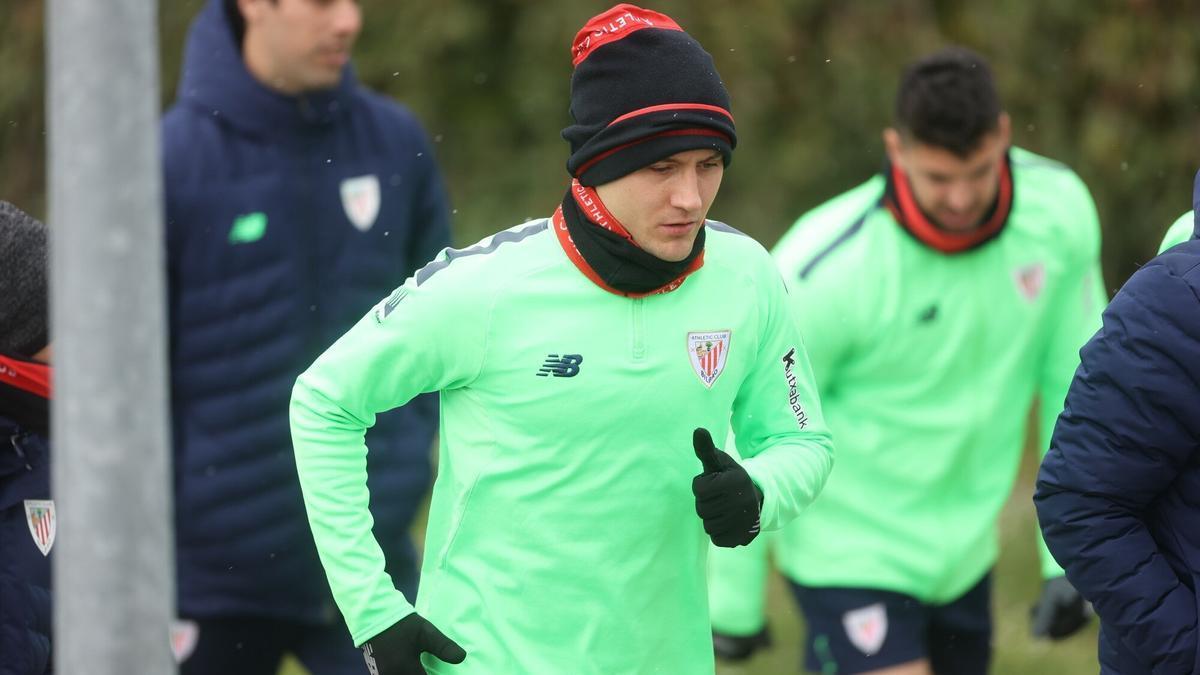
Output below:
[163,0,449,621]
[0,356,52,675]
[1036,173,1200,674]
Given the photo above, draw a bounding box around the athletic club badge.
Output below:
[24,499,55,557]
[688,330,731,388]
[340,174,381,232]
[1014,262,1046,302]
[169,619,199,664]
[843,602,888,656]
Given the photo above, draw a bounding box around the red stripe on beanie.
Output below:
[608,103,734,127]
[571,4,682,66]
[575,128,730,176]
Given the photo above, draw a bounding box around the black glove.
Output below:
[1030,576,1091,640]
[691,427,763,548]
[362,612,466,675]
[712,625,772,662]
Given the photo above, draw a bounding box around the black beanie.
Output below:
[0,201,48,357]
[563,5,736,187]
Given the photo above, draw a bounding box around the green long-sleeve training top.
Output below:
[290,217,834,674]
[710,148,1105,632]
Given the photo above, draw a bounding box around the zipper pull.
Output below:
[10,433,32,471]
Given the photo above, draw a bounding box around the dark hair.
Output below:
[894,47,1002,158]
[223,0,246,47]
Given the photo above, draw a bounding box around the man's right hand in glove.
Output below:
[361,612,466,675]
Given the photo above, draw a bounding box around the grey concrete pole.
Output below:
[46,0,174,672]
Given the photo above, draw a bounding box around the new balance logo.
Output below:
[537,354,583,377]
[362,643,379,675]
[372,287,408,323]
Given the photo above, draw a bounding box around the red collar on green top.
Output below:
[884,154,1013,254]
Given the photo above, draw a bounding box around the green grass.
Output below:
[281,448,1098,675]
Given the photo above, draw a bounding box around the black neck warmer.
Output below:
[560,189,704,295]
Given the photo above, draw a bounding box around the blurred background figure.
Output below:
[1158,208,1194,253]
[0,201,53,675]
[708,47,1101,674]
[1035,172,1200,675]
[160,0,450,672]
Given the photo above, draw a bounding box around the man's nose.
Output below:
[670,174,704,213]
[945,182,974,212]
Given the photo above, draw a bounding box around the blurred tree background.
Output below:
[3,1,1198,673]
[4,0,1199,290]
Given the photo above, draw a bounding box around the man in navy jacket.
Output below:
[1035,171,1200,674]
[0,201,53,675]
[162,1,451,672]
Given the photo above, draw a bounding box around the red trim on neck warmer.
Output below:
[885,159,1013,254]
[0,354,50,399]
[570,179,636,242]
[553,182,704,298]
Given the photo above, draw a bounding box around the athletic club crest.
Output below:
[24,499,56,557]
[169,619,199,664]
[340,174,381,232]
[1014,262,1046,302]
[688,330,731,388]
[843,602,888,656]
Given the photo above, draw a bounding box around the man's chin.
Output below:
[933,213,986,232]
[301,72,344,93]
[653,246,695,263]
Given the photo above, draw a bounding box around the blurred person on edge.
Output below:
[1035,171,1200,675]
[161,0,451,672]
[289,4,835,674]
[0,202,53,675]
[1158,207,1194,253]
[707,47,1103,674]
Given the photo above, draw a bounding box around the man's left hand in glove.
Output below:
[1030,575,1091,640]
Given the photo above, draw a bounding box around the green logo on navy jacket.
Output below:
[290,218,834,673]
[710,147,1105,630]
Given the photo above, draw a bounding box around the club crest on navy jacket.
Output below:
[0,354,52,675]
[162,0,450,621]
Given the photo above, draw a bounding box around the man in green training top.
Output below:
[289,4,834,674]
[708,47,1103,674]
[1159,208,1194,253]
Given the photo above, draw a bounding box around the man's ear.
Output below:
[996,112,1012,147]
[882,127,903,168]
[237,0,269,26]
